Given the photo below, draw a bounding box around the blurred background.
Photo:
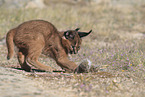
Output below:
[0,0,145,40]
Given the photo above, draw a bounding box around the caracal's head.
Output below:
[63,28,92,54]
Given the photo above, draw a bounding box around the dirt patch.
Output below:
[0,67,77,97]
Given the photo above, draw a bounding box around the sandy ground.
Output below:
[0,66,77,97]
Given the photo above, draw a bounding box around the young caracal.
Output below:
[6,20,92,73]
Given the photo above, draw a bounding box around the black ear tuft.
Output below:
[78,30,92,38]
[75,28,80,31]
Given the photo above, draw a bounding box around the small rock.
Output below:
[75,59,92,73]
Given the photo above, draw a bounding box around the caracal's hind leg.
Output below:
[17,51,31,72]
[26,45,52,72]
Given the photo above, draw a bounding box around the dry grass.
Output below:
[0,0,145,97]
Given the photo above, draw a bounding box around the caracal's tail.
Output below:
[6,28,16,60]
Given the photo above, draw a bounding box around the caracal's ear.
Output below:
[64,30,76,39]
[78,30,92,38]
[75,28,80,31]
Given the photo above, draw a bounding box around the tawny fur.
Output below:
[6,20,91,72]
